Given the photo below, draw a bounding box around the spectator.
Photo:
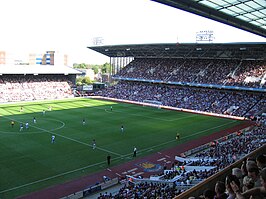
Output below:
[225,174,240,199]
[232,168,243,187]
[256,154,266,170]
[203,189,215,199]
[242,175,255,192]
[214,181,228,199]
[230,168,266,199]
[247,166,261,187]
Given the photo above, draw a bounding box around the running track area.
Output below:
[18,121,253,199]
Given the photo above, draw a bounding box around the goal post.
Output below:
[143,100,162,109]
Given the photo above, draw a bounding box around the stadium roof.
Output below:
[0,65,82,75]
[151,0,266,38]
[88,1,266,60]
[88,42,266,59]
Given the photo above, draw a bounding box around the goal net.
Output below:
[143,100,162,109]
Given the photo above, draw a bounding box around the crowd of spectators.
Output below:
[101,182,181,199]
[0,75,74,102]
[197,154,266,199]
[96,125,265,199]
[114,58,266,88]
[195,126,265,161]
[226,60,266,88]
[96,81,265,118]
[162,125,265,183]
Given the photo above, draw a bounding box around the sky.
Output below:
[0,0,265,65]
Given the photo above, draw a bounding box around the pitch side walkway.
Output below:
[18,121,253,199]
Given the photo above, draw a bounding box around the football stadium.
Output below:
[0,1,266,199]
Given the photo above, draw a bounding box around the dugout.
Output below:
[93,82,105,90]
[75,82,106,95]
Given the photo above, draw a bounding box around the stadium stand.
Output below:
[96,81,265,118]
[114,58,266,88]
[89,42,265,198]
[0,65,81,102]
[0,75,74,102]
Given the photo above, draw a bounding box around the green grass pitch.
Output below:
[0,98,244,198]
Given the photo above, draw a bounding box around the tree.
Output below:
[91,65,99,74]
[76,77,83,86]
[81,76,92,85]
[73,63,88,69]
[76,76,93,85]
[101,62,111,74]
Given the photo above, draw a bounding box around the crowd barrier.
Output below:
[126,174,200,191]
[126,175,175,186]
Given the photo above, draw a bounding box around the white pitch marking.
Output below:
[0,115,123,157]
[132,172,144,177]
[127,168,138,173]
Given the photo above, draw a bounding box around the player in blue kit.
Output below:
[51,135,56,143]
[19,123,23,132]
